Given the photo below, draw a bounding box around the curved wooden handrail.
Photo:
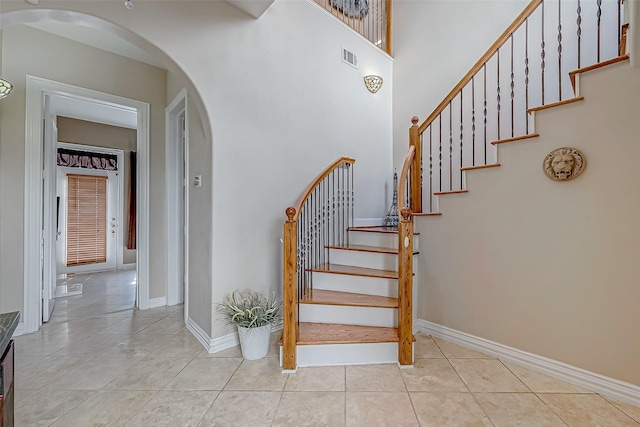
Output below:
[398,146,415,210]
[418,0,542,133]
[286,157,355,222]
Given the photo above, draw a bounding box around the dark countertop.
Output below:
[0,311,19,357]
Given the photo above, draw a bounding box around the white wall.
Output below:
[1,1,393,340]
[417,60,640,386]
[204,1,394,337]
[392,0,528,169]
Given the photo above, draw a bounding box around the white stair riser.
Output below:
[328,250,419,271]
[299,304,397,327]
[288,342,404,367]
[312,272,398,298]
[348,232,419,250]
[329,249,396,270]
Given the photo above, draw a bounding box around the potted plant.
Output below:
[217,289,281,360]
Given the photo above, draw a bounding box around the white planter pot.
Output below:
[237,324,271,360]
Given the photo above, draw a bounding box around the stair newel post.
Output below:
[397,207,413,366]
[409,116,422,213]
[283,207,298,371]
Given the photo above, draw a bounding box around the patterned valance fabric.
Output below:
[57,148,118,171]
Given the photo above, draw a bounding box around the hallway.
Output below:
[11,271,640,426]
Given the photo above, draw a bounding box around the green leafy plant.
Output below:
[217,289,281,328]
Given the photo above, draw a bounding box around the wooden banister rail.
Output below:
[289,157,356,221]
[282,157,356,371]
[397,147,415,366]
[398,146,415,209]
[408,116,421,213]
[418,0,542,134]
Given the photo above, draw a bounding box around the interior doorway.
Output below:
[166,89,189,320]
[24,76,151,334]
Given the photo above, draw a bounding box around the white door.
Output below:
[56,165,119,274]
[41,104,57,322]
[178,112,186,304]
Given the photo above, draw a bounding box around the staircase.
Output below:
[279,0,628,373]
[286,226,418,367]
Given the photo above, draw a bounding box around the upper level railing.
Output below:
[282,157,355,370]
[313,0,392,55]
[410,0,625,213]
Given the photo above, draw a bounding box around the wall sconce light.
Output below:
[124,0,134,9]
[0,78,13,100]
[364,75,383,93]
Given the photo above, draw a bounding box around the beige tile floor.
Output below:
[12,270,640,426]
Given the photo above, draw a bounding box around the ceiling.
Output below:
[22,0,275,128]
[26,21,166,69]
[24,0,276,70]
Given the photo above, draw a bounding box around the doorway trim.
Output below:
[166,88,189,317]
[24,75,150,333]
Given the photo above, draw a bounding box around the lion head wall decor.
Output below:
[543,147,586,181]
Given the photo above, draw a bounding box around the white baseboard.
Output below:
[148,296,167,309]
[186,317,240,353]
[186,317,215,350]
[416,319,640,408]
[12,322,24,337]
[120,263,137,270]
[353,218,383,227]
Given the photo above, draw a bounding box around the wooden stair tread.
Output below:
[413,212,443,217]
[300,289,398,308]
[348,226,420,235]
[327,244,397,254]
[433,189,469,196]
[461,163,500,171]
[297,322,399,345]
[311,263,398,279]
[491,133,539,145]
[569,55,630,91]
[327,244,419,255]
[527,97,584,114]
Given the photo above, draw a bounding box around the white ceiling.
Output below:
[24,0,277,69]
[26,21,166,69]
[23,0,276,128]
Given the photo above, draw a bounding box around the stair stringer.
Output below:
[414,58,640,403]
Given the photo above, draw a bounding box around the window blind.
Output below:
[67,174,108,266]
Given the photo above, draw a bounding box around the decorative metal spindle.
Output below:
[439,115,443,192]
[525,19,530,134]
[325,178,330,264]
[331,170,335,247]
[449,101,453,191]
[597,0,602,62]
[577,0,582,68]
[483,63,488,164]
[541,0,546,105]
[510,34,515,138]
[419,133,423,209]
[429,126,433,212]
[497,49,501,141]
[459,90,463,184]
[617,0,621,55]
[558,0,562,100]
[349,163,354,245]
[472,76,476,166]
